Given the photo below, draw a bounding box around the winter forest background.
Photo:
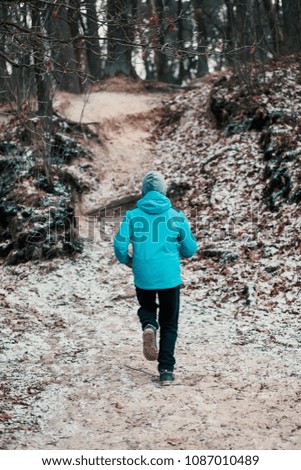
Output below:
[1,0,301,263]
[1,1,301,94]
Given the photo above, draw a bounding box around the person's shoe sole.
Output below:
[143,328,158,361]
[160,379,174,386]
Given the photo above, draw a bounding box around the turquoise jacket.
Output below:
[114,191,197,290]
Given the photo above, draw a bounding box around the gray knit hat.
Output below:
[142,171,167,196]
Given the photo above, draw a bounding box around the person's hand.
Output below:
[126,256,133,269]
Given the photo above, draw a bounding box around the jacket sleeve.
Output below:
[178,215,198,258]
[114,211,131,265]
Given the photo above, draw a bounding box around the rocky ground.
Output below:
[0,67,301,450]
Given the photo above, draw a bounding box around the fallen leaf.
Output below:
[167,437,182,446]
[0,412,12,421]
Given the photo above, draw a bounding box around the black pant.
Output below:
[135,285,180,372]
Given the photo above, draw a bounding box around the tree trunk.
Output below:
[224,0,236,66]
[31,4,53,185]
[68,0,84,91]
[9,3,35,105]
[47,2,81,93]
[224,0,255,87]
[235,0,249,65]
[177,0,185,83]
[262,0,280,54]
[282,0,301,53]
[104,0,136,77]
[192,1,209,77]
[154,0,169,82]
[85,0,103,80]
[0,2,9,102]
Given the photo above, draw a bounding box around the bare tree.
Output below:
[31,2,54,184]
[193,0,209,77]
[84,0,103,80]
[105,0,137,77]
[46,1,82,93]
[0,2,35,105]
[153,0,169,82]
[282,0,301,53]
[262,0,280,55]
[0,2,9,102]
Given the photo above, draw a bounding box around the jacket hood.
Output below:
[136,190,171,214]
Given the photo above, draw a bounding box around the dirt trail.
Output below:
[1,87,301,451]
[55,89,164,213]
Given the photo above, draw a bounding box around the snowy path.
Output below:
[1,240,300,449]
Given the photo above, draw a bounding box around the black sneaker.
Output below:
[142,324,158,361]
[159,370,175,386]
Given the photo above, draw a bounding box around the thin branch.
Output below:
[0,50,31,68]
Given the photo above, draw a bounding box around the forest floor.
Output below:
[1,75,301,450]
